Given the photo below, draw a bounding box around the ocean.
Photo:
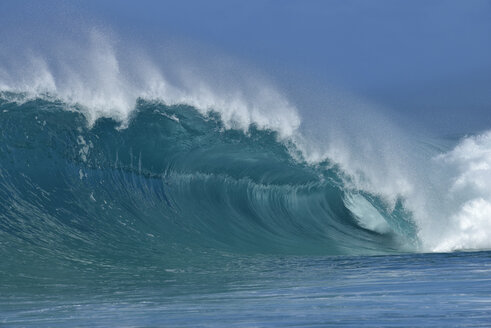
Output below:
[1,2,491,326]
[0,96,490,326]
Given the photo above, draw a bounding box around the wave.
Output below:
[1,29,490,265]
[0,94,419,267]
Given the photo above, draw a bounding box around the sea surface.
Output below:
[2,251,490,327]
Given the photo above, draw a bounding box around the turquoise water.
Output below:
[1,96,490,326]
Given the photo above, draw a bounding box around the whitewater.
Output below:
[1,17,490,328]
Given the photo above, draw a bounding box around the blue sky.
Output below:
[2,0,491,133]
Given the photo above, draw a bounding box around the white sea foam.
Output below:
[430,132,491,251]
[292,96,491,252]
[328,129,491,252]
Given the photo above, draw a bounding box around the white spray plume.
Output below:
[0,29,300,138]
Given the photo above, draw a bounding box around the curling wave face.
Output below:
[0,95,419,272]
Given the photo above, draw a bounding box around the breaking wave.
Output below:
[1,30,490,271]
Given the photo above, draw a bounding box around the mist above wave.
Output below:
[0,29,300,138]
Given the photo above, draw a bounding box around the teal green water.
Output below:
[0,96,416,258]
